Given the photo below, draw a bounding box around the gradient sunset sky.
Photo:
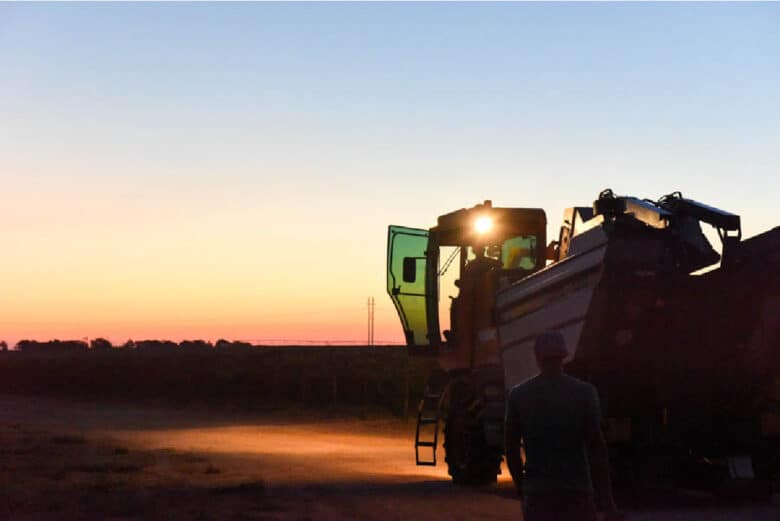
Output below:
[1,3,778,346]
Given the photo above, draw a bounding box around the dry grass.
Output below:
[0,424,290,521]
[50,434,87,445]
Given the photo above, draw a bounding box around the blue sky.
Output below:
[1,3,778,343]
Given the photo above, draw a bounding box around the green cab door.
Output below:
[387,226,431,348]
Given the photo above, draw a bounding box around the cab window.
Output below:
[501,235,537,270]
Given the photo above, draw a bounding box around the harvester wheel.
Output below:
[443,383,502,486]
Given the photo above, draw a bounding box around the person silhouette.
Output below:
[505,330,623,521]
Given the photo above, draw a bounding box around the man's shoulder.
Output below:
[509,375,541,393]
[561,374,596,392]
[508,376,538,402]
[508,374,597,404]
[510,374,594,390]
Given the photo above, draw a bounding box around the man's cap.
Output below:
[534,330,568,359]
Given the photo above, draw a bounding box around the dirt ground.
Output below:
[1,396,777,521]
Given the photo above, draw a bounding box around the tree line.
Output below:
[3,338,256,354]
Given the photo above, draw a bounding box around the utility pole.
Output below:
[367,296,375,346]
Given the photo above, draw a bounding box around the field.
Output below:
[0,347,434,416]
[2,395,779,521]
[1,350,778,520]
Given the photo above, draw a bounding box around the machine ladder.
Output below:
[415,371,447,466]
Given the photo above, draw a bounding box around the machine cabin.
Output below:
[387,201,547,369]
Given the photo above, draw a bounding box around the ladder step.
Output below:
[414,374,444,467]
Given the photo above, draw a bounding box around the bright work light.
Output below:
[475,216,493,234]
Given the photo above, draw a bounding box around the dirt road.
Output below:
[1,396,777,520]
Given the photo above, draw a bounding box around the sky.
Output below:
[1,3,778,347]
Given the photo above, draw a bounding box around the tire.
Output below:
[443,381,502,486]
